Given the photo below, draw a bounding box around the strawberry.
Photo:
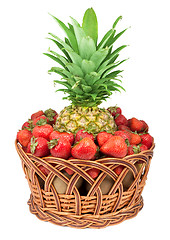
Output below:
[118,125,130,131]
[100,136,128,158]
[96,131,113,147]
[129,132,141,145]
[17,129,32,147]
[22,119,34,132]
[114,130,131,143]
[33,115,49,126]
[115,114,128,126]
[140,120,149,132]
[139,144,148,152]
[74,129,94,143]
[107,106,122,117]
[49,131,74,145]
[44,108,58,125]
[64,156,75,175]
[27,136,50,157]
[114,165,124,175]
[71,137,97,160]
[129,117,144,132]
[31,110,44,120]
[127,144,139,155]
[140,133,153,149]
[39,165,50,176]
[32,123,53,140]
[87,168,100,179]
[48,139,71,159]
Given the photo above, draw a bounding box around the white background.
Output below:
[1,0,169,239]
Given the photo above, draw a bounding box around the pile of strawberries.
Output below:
[17,106,153,179]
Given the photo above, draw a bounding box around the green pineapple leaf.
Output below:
[46,38,72,62]
[43,53,66,68]
[66,63,84,77]
[81,60,96,74]
[79,36,96,60]
[90,48,109,69]
[49,13,79,53]
[70,17,86,48]
[82,8,98,45]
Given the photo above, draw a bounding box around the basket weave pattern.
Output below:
[15,140,154,228]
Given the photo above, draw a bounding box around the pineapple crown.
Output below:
[44,8,128,107]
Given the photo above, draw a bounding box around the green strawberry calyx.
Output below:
[48,139,59,149]
[30,136,38,154]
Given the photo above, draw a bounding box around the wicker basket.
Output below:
[15,139,154,228]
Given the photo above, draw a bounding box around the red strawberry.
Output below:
[115,114,128,126]
[129,132,141,145]
[49,131,74,145]
[74,129,94,143]
[139,144,148,152]
[140,133,153,149]
[96,131,113,147]
[118,125,130,131]
[31,110,44,120]
[65,168,74,175]
[22,119,34,132]
[87,168,100,179]
[114,165,124,175]
[107,106,122,117]
[32,123,53,140]
[71,137,97,160]
[64,156,75,175]
[39,165,50,176]
[114,130,131,143]
[17,129,32,147]
[100,136,128,158]
[127,145,139,155]
[48,139,71,159]
[129,117,144,132]
[140,120,149,132]
[44,108,58,125]
[27,136,50,157]
[33,115,49,126]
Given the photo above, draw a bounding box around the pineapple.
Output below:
[44,8,127,135]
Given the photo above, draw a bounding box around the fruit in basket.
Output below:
[87,168,100,179]
[129,132,141,145]
[114,130,131,142]
[107,106,122,117]
[44,8,128,135]
[44,108,58,124]
[96,131,113,147]
[100,136,128,158]
[17,129,32,147]
[129,117,144,132]
[123,163,142,189]
[32,121,53,140]
[71,137,97,160]
[27,136,50,157]
[49,130,74,145]
[140,133,153,149]
[53,171,83,194]
[48,138,71,159]
[33,115,49,126]
[115,114,128,126]
[100,175,114,194]
[74,129,94,143]
[31,110,44,120]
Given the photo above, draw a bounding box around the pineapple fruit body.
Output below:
[55,105,117,135]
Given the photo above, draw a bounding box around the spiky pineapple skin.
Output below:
[55,106,117,135]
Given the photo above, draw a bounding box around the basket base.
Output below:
[27,194,143,229]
